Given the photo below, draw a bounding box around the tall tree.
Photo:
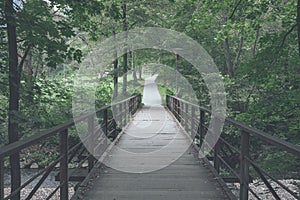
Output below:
[5,0,21,198]
[121,1,128,95]
[131,51,137,81]
[2,1,103,197]
[113,27,119,97]
[297,0,300,55]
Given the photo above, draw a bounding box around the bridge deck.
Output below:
[77,76,230,200]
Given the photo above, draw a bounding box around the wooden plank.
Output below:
[76,77,231,200]
[78,106,231,199]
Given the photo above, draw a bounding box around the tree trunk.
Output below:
[138,66,142,80]
[122,1,128,95]
[5,0,21,199]
[113,28,118,97]
[223,37,234,78]
[24,51,35,103]
[233,35,243,72]
[131,51,137,82]
[297,0,300,56]
[253,28,260,57]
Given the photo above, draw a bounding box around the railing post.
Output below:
[191,106,195,140]
[136,95,138,110]
[88,114,95,172]
[60,129,68,200]
[103,109,108,137]
[176,99,181,122]
[181,102,184,125]
[10,152,20,200]
[123,101,127,125]
[166,95,169,109]
[119,103,123,127]
[129,98,131,114]
[199,110,205,147]
[175,98,177,117]
[0,157,4,200]
[173,98,176,117]
[214,140,221,174]
[171,97,174,114]
[112,105,117,138]
[184,103,189,131]
[130,98,133,114]
[133,97,136,113]
[137,94,141,109]
[240,131,250,200]
[132,96,135,113]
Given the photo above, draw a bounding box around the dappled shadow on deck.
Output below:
[73,75,231,200]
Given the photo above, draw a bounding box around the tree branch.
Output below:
[233,35,243,71]
[229,0,243,20]
[253,28,260,57]
[280,23,297,47]
[18,44,32,72]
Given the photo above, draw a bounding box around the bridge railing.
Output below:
[0,94,141,200]
[166,95,300,200]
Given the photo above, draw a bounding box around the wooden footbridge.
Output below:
[1,76,300,200]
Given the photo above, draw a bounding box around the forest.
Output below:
[0,0,299,182]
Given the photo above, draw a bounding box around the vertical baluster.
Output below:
[199,110,205,147]
[136,95,139,111]
[0,157,4,200]
[166,95,169,109]
[172,98,175,116]
[240,131,250,200]
[132,96,138,111]
[131,96,137,115]
[177,99,181,122]
[173,98,176,116]
[191,106,195,140]
[185,103,189,131]
[181,102,184,126]
[137,94,140,110]
[112,105,117,138]
[119,103,123,127]
[123,101,128,126]
[130,98,133,114]
[134,95,136,112]
[60,129,68,200]
[88,114,95,172]
[103,109,108,137]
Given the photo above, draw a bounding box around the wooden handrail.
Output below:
[0,94,142,200]
[166,95,300,158]
[166,94,300,200]
[0,94,142,159]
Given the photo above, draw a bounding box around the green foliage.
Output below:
[0,94,8,146]
[95,77,113,109]
[258,150,300,177]
[157,83,174,105]
[19,75,74,138]
[0,0,298,175]
[180,0,300,175]
[17,0,81,67]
